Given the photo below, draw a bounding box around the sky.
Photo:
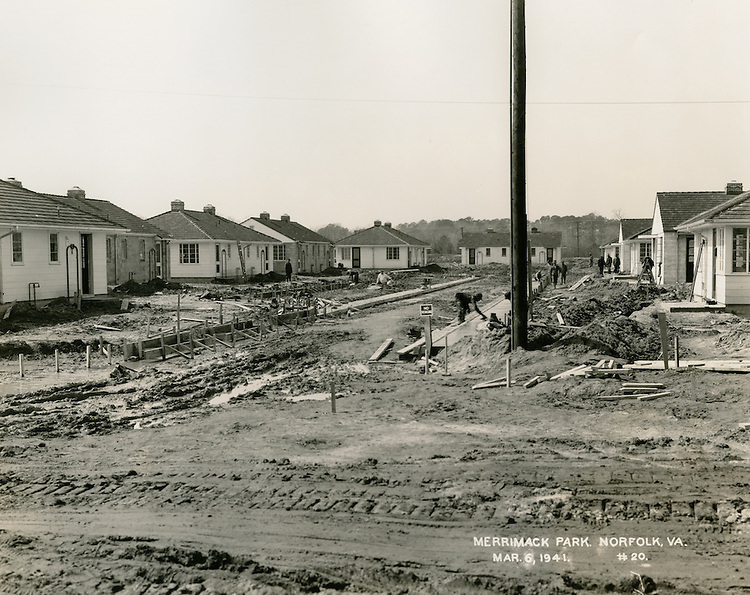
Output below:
[2,0,749,230]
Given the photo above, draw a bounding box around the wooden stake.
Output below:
[674,335,680,369]
[506,356,512,388]
[658,312,669,370]
[19,354,24,378]
[177,293,181,336]
[330,370,337,414]
[86,345,91,369]
[444,335,449,375]
[424,315,432,375]
[55,349,60,373]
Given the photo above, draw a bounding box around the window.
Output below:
[139,239,146,261]
[386,247,399,260]
[531,247,536,257]
[49,233,59,262]
[121,238,128,259]
[11,232,22,263]
[486,248,491,256]
[215,244,220,261]
[732,228,748,272]
[106,238,113,261]
[340,247,351,260]
[639,242,652,262]
[273,245,286,261]
[501,247,507,257]
[180,243,199,264]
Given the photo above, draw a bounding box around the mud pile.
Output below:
[555,316,662,360]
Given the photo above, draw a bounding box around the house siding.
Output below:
[337,245,425,270]
[167,240,274,281]
[1,229,108,303]
[460,245,559,266]
[107,234,164,286]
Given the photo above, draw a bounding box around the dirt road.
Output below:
[0,269,749,594]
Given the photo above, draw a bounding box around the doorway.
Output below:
[80,234,93,294]
[352,247,361,269]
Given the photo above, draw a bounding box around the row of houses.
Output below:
[604,180,750,308]
[0,178,430,304]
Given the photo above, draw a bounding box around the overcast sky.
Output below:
[2,0,749,229]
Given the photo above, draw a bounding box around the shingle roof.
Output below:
[0,180,124,230]
[458,230,562,249]
[148,209,279,243]
[621,218,652,240]
[678,191,750,228]
[246,216,332,243]
[656,192,733,231]
[337,224,429,247]
[43,193,166,236]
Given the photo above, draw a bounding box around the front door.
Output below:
[546,248,554,263]
[468,248,475,265]
[80,234,93,294]
[352,247,361,269]
[686,237,694,283]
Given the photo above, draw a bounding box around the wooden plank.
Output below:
[550,364,589,380]
[556,312,565,326]
[523,375,543,388]
[637,391,671,401]
[94,324,121,332]
[369,337,395,362]
[597,394,638,401]
[568,274,592,291]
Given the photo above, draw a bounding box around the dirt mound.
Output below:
[112,278,176,295]
[554,315,662,360]
[420,263,444,274]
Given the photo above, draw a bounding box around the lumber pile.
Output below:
[550,359,633,381]
[597,382,671,402]
[626,359,750,373]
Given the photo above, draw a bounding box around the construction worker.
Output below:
[455,292,487,323]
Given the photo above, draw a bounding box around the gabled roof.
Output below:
[677,191,750,229]
[458,230,562,249]
[0,179,125,230]
[245,215,332,243]
[337,222,429,247]
[621,218,652,240]
[148,209,278,243]
[43,192,165,237]
[655,191,736,231]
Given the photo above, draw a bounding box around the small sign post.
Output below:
[421,304,433,375]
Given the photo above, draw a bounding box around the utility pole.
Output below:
[510,0,528,349]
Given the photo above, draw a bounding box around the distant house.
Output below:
[458,228,563,266]
[241,212,333,274]
[335,220,429,270]
[44,186,169,287]
[676,188,750,308]
[148,201,279,282]
[0,178,124,304]
[646,181,743,286]
[618,218,652,275]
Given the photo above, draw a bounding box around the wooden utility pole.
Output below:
[510,0,528,349]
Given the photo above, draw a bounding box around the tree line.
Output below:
[317,214,620,258]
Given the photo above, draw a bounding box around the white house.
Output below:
[335,220,429,270]
[241,212,333,274]
[617,218,652,275]
[148,201,280,281]
[458,228,563,266]
[644,182,743,286]
[1,178,124,304]
[676,188,750,308]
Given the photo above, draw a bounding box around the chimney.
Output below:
[67,186,86,199]
[280,214,291,222]
[726,181,743,195]
[259,211,270,220]
[6,177,22,188]
[383,222,392,228]
[374,220,382,227]
[203,204,216,215]
[486,228,494,234]
[530,227,539,233]
[171,199,185,212]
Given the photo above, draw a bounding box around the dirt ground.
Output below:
[0,260,748,594]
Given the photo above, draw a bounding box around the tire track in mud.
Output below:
[2,462,747,528]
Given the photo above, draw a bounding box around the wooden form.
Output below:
[626,359,750,372]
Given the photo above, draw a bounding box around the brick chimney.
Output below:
[171,199,185,211]
[203,204,216,215]
[374,220,382,227]
[6,177,22,187]
[383,222,392,228]
[726,181,743,195]
[280,214,291,222]
[67,186,86,199]
[259,212,270,220]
